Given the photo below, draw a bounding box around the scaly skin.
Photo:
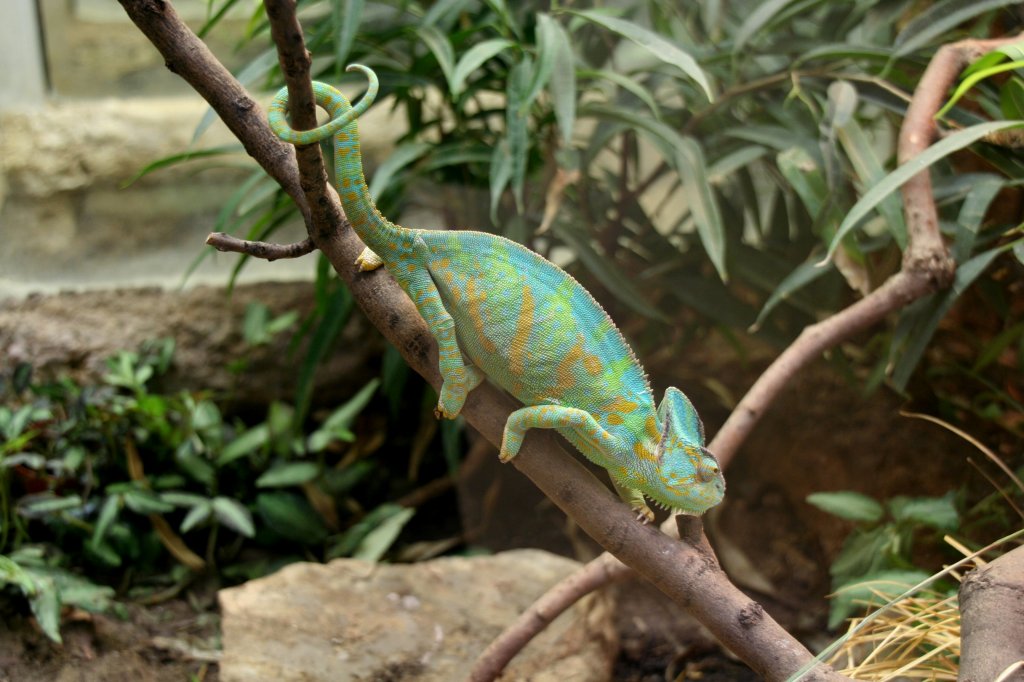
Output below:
[269,65,725,518]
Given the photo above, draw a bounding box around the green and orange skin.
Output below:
[269,65,725,519]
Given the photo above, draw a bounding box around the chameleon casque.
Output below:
[269,65,725,519]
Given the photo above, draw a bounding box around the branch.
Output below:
[959,543,1024,682]
[470,552,628,681]
[121,2,847,679]
[206,233,314,260]
[474,32,1024,674]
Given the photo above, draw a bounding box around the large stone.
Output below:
[0,282,379,409]
[218,549,616,681]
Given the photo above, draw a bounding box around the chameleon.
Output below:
[268,64,725,519]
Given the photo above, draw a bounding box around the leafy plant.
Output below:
[0,336,439,639]
[807,490,960,627]
[0,546,117,643]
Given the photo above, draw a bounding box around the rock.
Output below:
[0,282,380,409]
[218,549,616,681]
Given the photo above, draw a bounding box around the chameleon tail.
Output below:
[268,64,409,256]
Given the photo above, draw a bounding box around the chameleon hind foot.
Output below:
[355,246,385,271]
[433,364,484,420]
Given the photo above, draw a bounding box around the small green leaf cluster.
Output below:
[0,336,427,641]
[806,490,960,628]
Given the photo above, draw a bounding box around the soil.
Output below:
[0,598,219,682]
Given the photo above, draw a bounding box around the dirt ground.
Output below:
[0,598,219,682]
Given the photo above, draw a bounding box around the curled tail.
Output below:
[268,64,409,256]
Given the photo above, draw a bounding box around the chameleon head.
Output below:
[645,387,725,515]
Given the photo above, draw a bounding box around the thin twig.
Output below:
[206,232,315,260]
[470,552,628,681]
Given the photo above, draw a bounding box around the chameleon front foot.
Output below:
[611,479,655,524]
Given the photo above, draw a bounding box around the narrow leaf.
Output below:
[212,497,255,537]
[538,14,576,146]
[450,39,515,97]
[216,423,269,467]
[180,502,213,533]
[332,0,365,76]
[890,242,1017,389]
[570,10,713,100]
[751,257,832,330]
[256,461,321,488]
[676,138,728,280]
[825,120,1024,261]
[938,60,1024,120]
[368,142,433,197]
[894,0,1023,59]
[578,69,661,119]
[807,491,884,522]
[415,24,457,92]
[353,507,416,562]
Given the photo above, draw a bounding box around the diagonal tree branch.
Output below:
[117,1,849,679]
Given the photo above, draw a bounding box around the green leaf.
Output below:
[569,10,713,101]
[27,575,62,643]
[893,0,1023,59]
[675,137,728,281]
[537,14,576,147]
[777,146,826,218]
[256,461,321,488]
[888,494,958,531]
[1001,77,1024,120]
[450,39,515,97]
[121,145,241,188]
[489,139,513,224]
[952,175,1006,263]
[505,56,533,213]
[216,423,269,467]
[327,503,401,559]
[482,0,520,39]
[369,141,433,198]
[331,0,365,76]
[256,492,328,545]
[578,69,661,119]
[824,120,1024,261]
[354,507,415,562]
[733,0,811,55]
[180,502,213,533]
[415,24,457,93]
[806,491,883,522]
[834,95,907,249]
[123,488,175,515]
[19,494,84,517]
[890,241,1018,390]
[212,497,255,537]
[751,257,832,331]
[160,491,210,507]
[307,378,379,452]
[294,287,353,426]
[937,59,1024,120]
[93,496,121,545]
[242,302,270,345]
[829,570,931,629]
[962,41,1024,79]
